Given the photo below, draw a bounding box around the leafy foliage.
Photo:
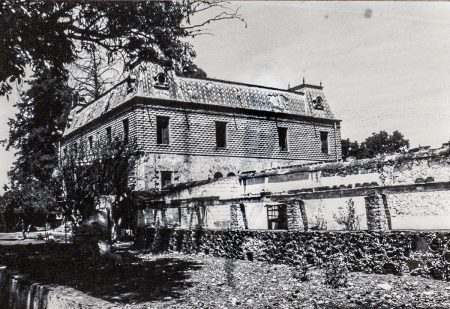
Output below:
[334,198,360,230]
[59,138,138,238]
[181,63,207,78]
[7,67,72,185]
[324,252,349,288]
[310,203,327,230]
[0,1,243,225]
[291,254,310,282]
[341,130,410,160]
[1,0,244,95]
[0,179,57,231]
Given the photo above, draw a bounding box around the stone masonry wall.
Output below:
[62,101,341,190]
[135,228,450,281]
[243,147,450,195]
[61,104,137,152]
[132,102,340,188]
[134,153,309,191]
[134,103,340,162]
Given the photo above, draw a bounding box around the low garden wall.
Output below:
[0,266,113,309]
[135,228,450,281]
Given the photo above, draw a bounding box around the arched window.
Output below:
[312,96,324,110]
[213,172,223,179]
[156,73,166,84]
[227,172,236,177]
[154,73,169,89]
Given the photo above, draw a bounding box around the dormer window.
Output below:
[154,73,169,89]
[127,75,136,94]
[66,115,73,128]
[313,96,324,110]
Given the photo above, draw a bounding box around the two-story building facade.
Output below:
[61,62,342,192]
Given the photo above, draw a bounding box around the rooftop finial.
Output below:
[320,80,322,87]
[302,76,305,85]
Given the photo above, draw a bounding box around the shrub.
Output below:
[324,253,348,288]
[291,255,309,281]
[334,198,361,230]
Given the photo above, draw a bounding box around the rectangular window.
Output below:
[320,131,329,154]
[79,141,85,159]
[88,136,93,151]
[277,127,288,151]
[215,121,227,148]
[156,116,170,144]
[161,171,172,189]
[106,126,112,144]
[73,142,78,157]
[123,118,129,143]
[267,204,288,230]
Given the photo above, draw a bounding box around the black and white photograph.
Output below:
[0,1,449,308]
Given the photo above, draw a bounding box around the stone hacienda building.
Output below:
[61,62,342,192]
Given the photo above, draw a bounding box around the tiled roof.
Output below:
[63,63,337,137]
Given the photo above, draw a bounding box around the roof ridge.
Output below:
[177,74,303,95]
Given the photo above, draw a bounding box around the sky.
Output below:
[0,1,449,193]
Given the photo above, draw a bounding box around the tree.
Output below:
[341,138,363,160]
[69,44,121,102]
[362,130,409,157]
[341,130,409,160]
[0,180,57,236]
[1,1,245,96]
[1,1,244,223]
[181,63,207,78]
[7,67,72,186]
[59,138,138,242]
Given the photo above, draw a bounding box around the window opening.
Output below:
[123,118,129,143]
[267,204,288,230]
[313,96,324,110]
[278,127,288,151]
[320,131,329,154]
[161,171,172,189]
[88,136,93,151]
[215,121,227,148]
[106,127,112,145]
[157,116,170,144]
[154,73,169,89]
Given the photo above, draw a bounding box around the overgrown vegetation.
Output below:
[334,198,360,230]
[291,254,310,282]
[0,0,244,231]
[341,130,410,160]
[58,138,138,241]
[324,252,349,288]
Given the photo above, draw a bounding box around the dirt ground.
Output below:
[138,253,450,309]
[0,242,448,308]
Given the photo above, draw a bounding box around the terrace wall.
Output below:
[136,146,450,230]
[134,228,450,281]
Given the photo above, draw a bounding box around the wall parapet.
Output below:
[241,146,450,180]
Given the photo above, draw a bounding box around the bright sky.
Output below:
[0,1,449,193]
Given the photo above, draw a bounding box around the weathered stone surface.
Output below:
[135,228,450,281]
[364,191,391,231]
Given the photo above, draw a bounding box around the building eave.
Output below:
[61,95,342,142]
